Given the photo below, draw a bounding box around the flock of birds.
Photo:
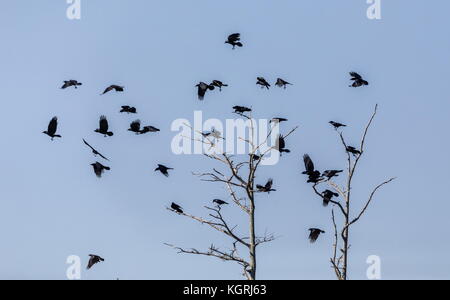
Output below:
[42,33,369,270]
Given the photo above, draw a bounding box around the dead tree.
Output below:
[310,104,395,280]
[166,115,298,280]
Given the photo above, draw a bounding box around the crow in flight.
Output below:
[329,121,346,130]
[276,135,290,154]
[225,33,243,49]
[155,164,173,177]
[322,190,339,207]
[87,255,104,270]
[128,120,141,134]
[346,146,362,157]
[120,106,137,114]
[43,117,62,140]
[210,80,228,91]
[302,154,322,183]
[322,170,343,180]
[256,179,276,193]
[233,106,252,115]
[256,77,271,89]
[213,199,229,206]
[83,139,109,161]
[171,203,183,214]
[102,85,124,95]
[275,78,292,89]
[349,72,369,88]
[95,116,114,137]
[308,228,325,243]
[140,126,160,134]
[270,117,288,124]
[91,162,110,178]
[196,82,215,100]
[61,80,82,89]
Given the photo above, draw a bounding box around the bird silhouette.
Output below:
[171,203,183,214]
[87,255,104,270]
[225,33,243,49]
[43,117,62,140]
[322,170,343,180]
[308,228,325,243]
[120,106,137,114]
[302,154,322,183]
[275,78,292,89]
[349,72,369,87]
[155,164,173,177]
[210,80,228,91]
[233,106,252,115]
[91,162,110,178]
[346,146,362,157]
[256,179,276,193]
[61,80,82,89]
[95,116,114,137]
[321,190,339,207]
[196,82,215,100]
[329,121,346,130]
[101,85,124,95]
[276,135,290,154]
[83,139,109,161]
[270,117,288,124]
[140,126,160,134]
[213,199,229,206]
[256,77,271,89]
[128,120,141,134]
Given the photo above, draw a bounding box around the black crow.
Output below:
[213,199,229,206]
[140,126,160,134]
[276,135,290,154]
[256,77,271,89]
[329,121,347,130]
[233,106,252,115]
[91,162,110,178]
[210,80,228,91]
[196,82,215,100]
[87,255,104,270]
[346,146,362,157]
[120,106,137,114]
[256,179,276,193]
[270,117,288,124]
[275,78,292,89]
[95,116,114,137]
[102,85,124,95]
[225,33,243,49]
[302,154,322,183]
[155,164,173,177]
[322,190,339,207]
[83,139,109,161]
[43,117,62,140]
[322,170,343,180]
[128,120,141,134]
[308,228,325,243]
[61,80,82,89]
[251,154,261,161]
[171,203,183,214]
[349,72,369,88]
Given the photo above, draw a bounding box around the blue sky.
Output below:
[1,0,449,280]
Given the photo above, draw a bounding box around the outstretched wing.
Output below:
[265,179,273,190]
[102,86,113,94]
[83,139,95,151]
[303,154,314,173]
[349,72,362,80]
[48,117,58,135]
[228,33,240,42]
[99,116,109,132]
[278,135,286,149]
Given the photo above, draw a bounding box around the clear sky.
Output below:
[1,0,449,280]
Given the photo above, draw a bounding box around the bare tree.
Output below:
[310,104,395,280]
[166,115,298,280]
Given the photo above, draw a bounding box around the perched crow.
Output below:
[120,106,137,114]
[233,106,252,115]
[346,146,362,157]
[87,255,104,270]
[95,116,114,137]
[308,228,325,243]
[202,129,222,140]
[102,85,124,95]
[225,33,243,49]
[213,199,229,206]
[322,170,343,180]
[256,179,276,193]
[155,164,173,177]
[140,126,160,134]
[275,78,292,89]
[322,190,339,207]
[302,154,322,183]
[171,203,183,214]
[349,72,369,88]
[43,117,62,140]
[210,80,228,91]
[251,154,261,161]
[83,139,109,161]
[128,120,141,134]
[196,82,215,100]
[329,121,346,130]
[256,77,271,89]
[270,117,288,124]
[276,135,290,154]
[91,162,110,178]
[61,80,82,89]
